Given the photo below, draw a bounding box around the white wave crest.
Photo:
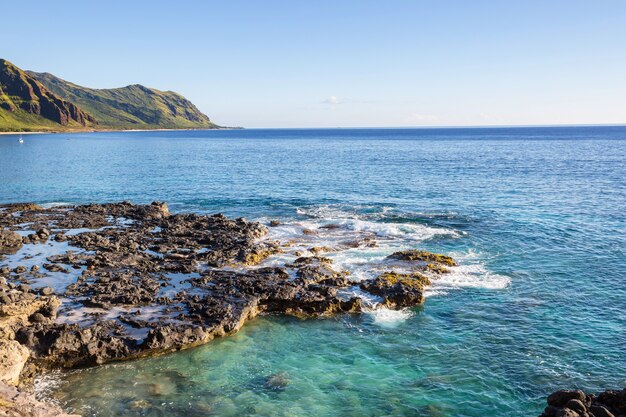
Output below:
[39,202,72,209]
[335,218,460,240]
[430,263,510,290]
[367,308,414,327]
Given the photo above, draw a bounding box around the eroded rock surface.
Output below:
[0,202,458,372]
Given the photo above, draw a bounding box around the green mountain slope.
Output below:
[0,59,96,132]
[0,58,219,132]
[28,71,217,130]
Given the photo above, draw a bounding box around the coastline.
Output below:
[0,127,241,136]
[0,201,445,414]
[1,127,625,415]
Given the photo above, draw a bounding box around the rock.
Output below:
[0,202,428,372]
[238,244,279,266]
[589,405,615,417]
[597,389,626,415]
[319,224,341,230]
[269,220,281,227]
[0,295,60,319]
[541,405,560,416]
[54,232,68,242]
[541,388,626,417]
[548,390,586,407]
[29,312,47,323]
[556,409,580,417]
[39,287,54,296]
[388,249,457,266]
[13,266,26,274]
[360,271,430,307]
[0,340,29,386]
[308,246,333,255]
[564,399,587,414]
[148,201,170,218]
[424,263,450,274]
[0,381,80,416]
[264,372,289,390]
[17,284,30,293]
[30,265,39,272]
[0,203,42,213]
[0,229,22,255]
[43,263,68,273]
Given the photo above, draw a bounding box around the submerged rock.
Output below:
[264,371,290,391]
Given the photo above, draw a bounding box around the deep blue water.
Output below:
[1,126,625,416]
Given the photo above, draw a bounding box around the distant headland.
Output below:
[0,59,222,132]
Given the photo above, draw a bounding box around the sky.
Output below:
[3,0,626,128]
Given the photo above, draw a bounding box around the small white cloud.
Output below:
[323,96,341,105]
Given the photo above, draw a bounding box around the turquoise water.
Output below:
[1,127,625,416]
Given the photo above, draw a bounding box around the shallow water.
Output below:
[1,127,625,416]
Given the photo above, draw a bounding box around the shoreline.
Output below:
[1,201,624,415]
[0,201,446,413]
[0,127,241,136]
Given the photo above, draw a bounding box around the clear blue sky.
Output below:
[4,1,626,128]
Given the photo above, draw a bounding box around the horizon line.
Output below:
[240,123,626,130]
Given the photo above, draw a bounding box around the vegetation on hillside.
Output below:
[0,59,218,132]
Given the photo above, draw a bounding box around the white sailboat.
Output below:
[18,135,24,144]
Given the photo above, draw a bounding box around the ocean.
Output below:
[1,126,625,416]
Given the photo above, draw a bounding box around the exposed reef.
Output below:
[0,202,459,372]
[2,202,621,416]
[0,201,463,414]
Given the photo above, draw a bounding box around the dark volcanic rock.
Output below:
[360,271,430,307]
[540,388,625,417]
[0,201,453,373]
[388,249,458,266]
[547,390,586,408]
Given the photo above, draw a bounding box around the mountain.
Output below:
[0,59,96,132]
[0,59,219,132]
[28,71,217,130]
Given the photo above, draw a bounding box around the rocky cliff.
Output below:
[0,59,95,131]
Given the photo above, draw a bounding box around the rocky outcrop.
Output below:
[539,388,626,417]
[0,201,458,378]
[360,271,430,307]
[0,202,375,369]
[0,381,80,416]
